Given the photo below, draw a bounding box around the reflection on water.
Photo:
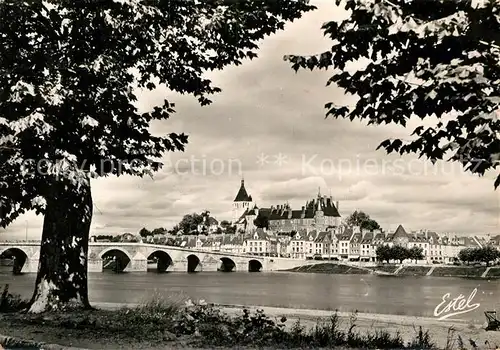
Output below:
[1,267,499,323]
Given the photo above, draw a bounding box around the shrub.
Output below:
[0,285,29,313]
[0,293,449,349]
[407,326,435,349]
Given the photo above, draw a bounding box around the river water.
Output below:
[1,268,499,324]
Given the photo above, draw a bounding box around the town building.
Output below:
[197,212,220,234]
[152,181,497,264]
[243,228,278,256]
[156,225,495,264]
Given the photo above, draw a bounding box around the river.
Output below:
[1,268,499,324]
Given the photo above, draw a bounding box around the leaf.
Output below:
[284,0,500,190]
[0,0,316,226]
[494,174,500,190]
[376,139,391,151]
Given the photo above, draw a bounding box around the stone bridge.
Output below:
[0,241,314,273]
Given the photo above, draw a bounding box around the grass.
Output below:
[0,285,29,313]
[374,264,398,273]
[290,263,492,279]
[485,267,500,277]
[399,266,432,276]
[0,285,491,349]
[432,266,487,278]
[288,263,369,274]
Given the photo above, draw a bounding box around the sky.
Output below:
[1,1,499,240]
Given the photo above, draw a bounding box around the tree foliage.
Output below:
[226,225,237,235]
[95,234,113,241]
[458,246,499,266]
[253,214,269,229]
[376,244,420,263]
[0,0,315,226]
[345,210,380,231]
[178,213,204,235]
[220,220,231,229]
[375,244,391,263]
[409,246,424,263]
[138,228,152,238]
[0,0,315,312]
[285,0,500,189]
[151,227,165,236]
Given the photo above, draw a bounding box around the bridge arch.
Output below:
[0,247,29,274]
[147,250,173,273]
[186,254,202,273]
[99,247,133,273]
[219,257,236,272]
[248,259,263,272]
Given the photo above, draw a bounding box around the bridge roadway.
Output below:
[0,241,331,273]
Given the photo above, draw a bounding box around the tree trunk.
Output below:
[28,177,93,313]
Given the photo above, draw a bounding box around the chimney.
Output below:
[288,207,292,219]
[301,206,305,219]
[335,201,339,211]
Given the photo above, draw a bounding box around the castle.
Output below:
[232,179,341,233]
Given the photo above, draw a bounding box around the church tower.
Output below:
[232,178,253,223]
[314,187,325,231]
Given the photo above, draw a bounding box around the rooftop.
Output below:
[234,179,253,202]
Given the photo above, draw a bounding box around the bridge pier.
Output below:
[124,258,148,272]
[88,258,103,272]
[203,262,219,272]
[0,242,293,274]
[170,260,204,272]
[20,258,39,273]
[157,259,171,272]
[171,261,187,272]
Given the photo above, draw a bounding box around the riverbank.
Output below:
[220,305,500,349]
[2,298,500,350]
[286,263,500,278]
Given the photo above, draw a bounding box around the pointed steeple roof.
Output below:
[234,179,252,202]
[393,225,408,238]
